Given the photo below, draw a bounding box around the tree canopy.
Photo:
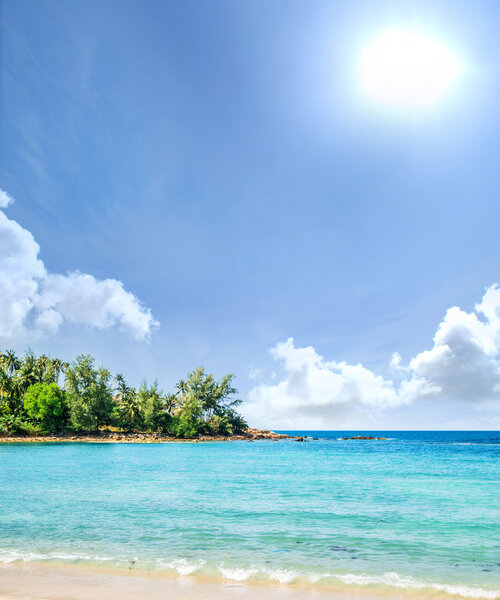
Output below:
[0,349,247,438]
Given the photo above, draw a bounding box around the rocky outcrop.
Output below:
[0,428,293,443]
[245,428,290,441]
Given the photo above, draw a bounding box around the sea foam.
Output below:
[334,572,500,599]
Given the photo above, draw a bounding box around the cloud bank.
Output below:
[0,190,158,341]
[247,287,500,427]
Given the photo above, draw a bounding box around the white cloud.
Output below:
[247,287,500,428]
[0,190,158,341]
[0,190,14,208]
[0,210,45,338]
[248,368,261,380]
[246,338,403,428]
[408,298,500,401]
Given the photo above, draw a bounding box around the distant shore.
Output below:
[0,428,293,443]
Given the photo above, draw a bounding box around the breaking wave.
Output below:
[1,550,498,600]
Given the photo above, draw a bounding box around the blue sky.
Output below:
[2,0,500,428]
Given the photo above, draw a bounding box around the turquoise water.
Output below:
[0,432,499,598]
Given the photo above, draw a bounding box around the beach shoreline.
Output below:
[0,562,359,600]
[0,561,485,600]
[0,428,292,444]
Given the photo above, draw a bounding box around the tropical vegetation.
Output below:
[0,349,247,437]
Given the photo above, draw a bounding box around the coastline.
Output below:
[1,561,493,600]
[0,428,292,444]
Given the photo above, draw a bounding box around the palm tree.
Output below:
[164,393,178,415]
[0,370,12,406]
[3,350,20,376]
[119,392,142,431]
[175,379,189,406]
[34,354,51,382]
[114,373,131,404]
[13,358,38,408]
[51,358,64,384]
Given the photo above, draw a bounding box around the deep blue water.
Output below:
[0,431,499,598]
[279,430,500,444]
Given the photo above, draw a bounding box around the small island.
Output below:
[0,349,290,442]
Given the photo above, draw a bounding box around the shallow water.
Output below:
[0,431,499,599]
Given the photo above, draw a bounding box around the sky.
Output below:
[1,0,500,429]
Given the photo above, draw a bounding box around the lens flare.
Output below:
[360,30,461,109]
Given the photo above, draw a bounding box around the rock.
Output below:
[245,428,290,441]
[2,427,293,444]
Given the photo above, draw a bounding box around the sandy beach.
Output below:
[0,562,462,600]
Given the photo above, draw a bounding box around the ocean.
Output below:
[0,431,498,599]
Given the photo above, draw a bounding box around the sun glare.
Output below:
[360,30,461,109]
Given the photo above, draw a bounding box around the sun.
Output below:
[359,30,461,109]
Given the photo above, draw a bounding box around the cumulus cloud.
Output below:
[0,190,14,208]
[247,287,500,427]
[0,190,158,341]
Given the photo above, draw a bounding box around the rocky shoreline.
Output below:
[0,428,293,443]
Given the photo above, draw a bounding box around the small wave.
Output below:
[334,572,500,599]
[2,551,497,600]
[215,565,299,584]
[263,568,299,584]
[156,558,206,576]
[188,564,499,598]
[176,564,499,598]
[0,550,44,564]
[0,549,115,564]
[451,442,500,446]
[449,442,499,446]
[218,566,258,581]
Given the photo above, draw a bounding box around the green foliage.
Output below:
[65,355,114,431]
[137,381,170,431]
[208,414,233,435]
[0,349,66,416]
[24,383,67,432]
[172,414,199,438]
[172,367,247,437]
[0,349,248,438]
[173,394,205,437]
[0,413,44,436]
[112,374,142,431]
